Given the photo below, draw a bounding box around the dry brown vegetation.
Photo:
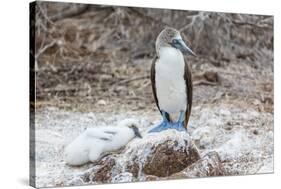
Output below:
[34,1,273,114]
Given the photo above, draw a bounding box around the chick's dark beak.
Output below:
[131,126,142,138]
[171,39,196,56]
[135,131,142,138]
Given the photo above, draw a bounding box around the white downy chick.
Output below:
[64,119,142,166]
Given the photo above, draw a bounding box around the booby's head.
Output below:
[155,27,196,57]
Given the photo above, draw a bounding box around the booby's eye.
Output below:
[172,39,178,44]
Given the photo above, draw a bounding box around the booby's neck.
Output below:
[158,47,185,66]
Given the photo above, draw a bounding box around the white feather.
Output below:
[64,120,138,166]
[155,47,187,120]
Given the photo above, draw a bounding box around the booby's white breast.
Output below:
[155,47,187,120]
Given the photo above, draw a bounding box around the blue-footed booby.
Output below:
[149,27,195,133]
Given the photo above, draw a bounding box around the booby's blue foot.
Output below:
[149,111,170,133]
[173,110,187,132]
[149,111,172,133]
[149,111,187,133]
[149,121,186,132]
[172,121,186,132]
[148,119,171,133]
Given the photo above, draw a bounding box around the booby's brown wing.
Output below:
[151,57,171,122]
[184,58,193,129]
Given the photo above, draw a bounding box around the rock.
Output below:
[192,126,217,149]
[81,130,201,183]
[111,172,134,183]
[97,99,107,106]
[142,140,200,177]
[124,130,200,177]
[144,175,159,181]
[169,151,224,179]
[86,156,116,183]
[203,71,219,83]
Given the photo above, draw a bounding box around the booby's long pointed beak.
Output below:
[178,39,196,56]
[172,39,196,56]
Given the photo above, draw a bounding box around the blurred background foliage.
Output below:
[33,1,273,112]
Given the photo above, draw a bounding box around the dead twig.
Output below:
[50,4,89,22]
[113,75,150,86]
[35,40,57,72]
[129,7,170,27]
[193,80,218,86]
[37,2,56,26]
[35,40,57,60]
[231,20,272,30]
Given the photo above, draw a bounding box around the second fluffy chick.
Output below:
[65,119,142,166]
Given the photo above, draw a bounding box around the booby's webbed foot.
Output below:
[173,110,187,132]
[172,121,187,132]
[148,119,171,133]
[149,110,187,133]
[148,120,186,132]
[149,111,172,133]
[149,111,187,133]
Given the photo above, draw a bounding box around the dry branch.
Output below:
[35,40,57,60]
[37,2,55,25]
[193,80,218,86]
[231,20,273,30]
[50,4,89,22]
[113,75,150,86]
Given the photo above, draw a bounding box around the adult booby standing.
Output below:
[149,27,195,133]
